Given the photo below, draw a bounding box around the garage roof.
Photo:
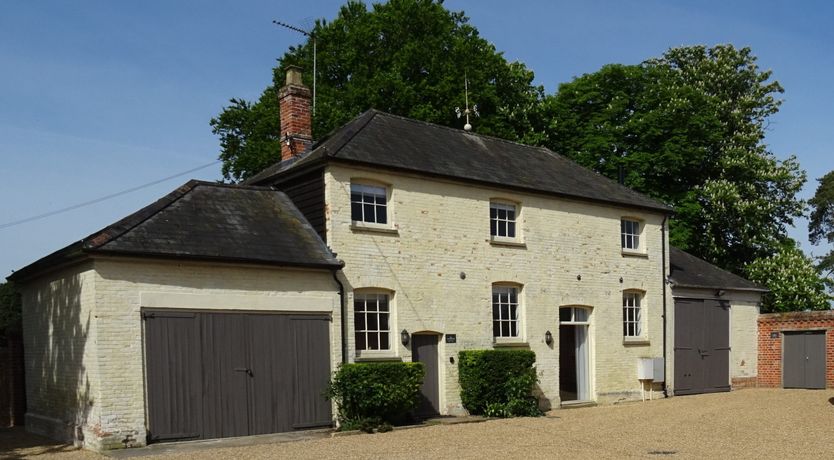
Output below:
[247,110,673,214]
[9,180,342,282]
[669,247,767,292]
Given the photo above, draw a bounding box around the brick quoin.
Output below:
[757,311,834,388]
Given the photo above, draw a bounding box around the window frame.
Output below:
[353,289,395,358]
[620,217,644,254]
[491,283,524,344]
[350,181,391,229]
[489,199,522,245]
[622,290,644,339]
[559,306,591,325]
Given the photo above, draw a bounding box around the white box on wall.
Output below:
[637,357,665,382]
[652,357,665,382]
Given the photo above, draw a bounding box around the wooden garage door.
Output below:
[783,331,826,389]
[144,310,331,442]
[674,299,730,395]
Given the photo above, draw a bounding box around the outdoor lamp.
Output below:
[401,329,410,346]
[545,330,553,345]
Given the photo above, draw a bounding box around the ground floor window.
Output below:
[492,285,520,338]
[354,292,391,351]
[623,292,642,337]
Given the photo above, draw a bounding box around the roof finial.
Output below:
[455,71,479,131]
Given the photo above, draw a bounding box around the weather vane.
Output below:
[455,72,479,131]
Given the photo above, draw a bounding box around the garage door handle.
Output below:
[234,367,253,377]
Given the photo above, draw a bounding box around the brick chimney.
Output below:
[279,66,312,161]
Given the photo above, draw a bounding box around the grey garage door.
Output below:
[143,310,331,442]
[783,331,826,389]
[674,299,730,395]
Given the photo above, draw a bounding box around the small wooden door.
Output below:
[783,331,826,389]
[411,334,440,417]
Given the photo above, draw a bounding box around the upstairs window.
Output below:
[492,285,520,338]
[490,202,517,238]
[354,292,391,351]
[623,292,642,337]
[621,219,640,251]
[351,183,387,224]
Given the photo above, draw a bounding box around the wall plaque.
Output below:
[445,334,457,344]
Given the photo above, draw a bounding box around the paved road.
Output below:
[4,389,833,459]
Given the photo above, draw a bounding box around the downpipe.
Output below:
[661,215,669,397]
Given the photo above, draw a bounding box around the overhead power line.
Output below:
[0,160,221,231]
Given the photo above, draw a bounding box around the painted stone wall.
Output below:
[19,262,100,447]
[668,288,761,391]
[325,164,670,412]
[22,258,340,450]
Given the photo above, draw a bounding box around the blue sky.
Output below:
[1,0,831,277]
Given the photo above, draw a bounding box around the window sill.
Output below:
[623,338,650,346]
[351,222,399,235]
[354,351,401,362]
[490,237,526,248]
[493,338,528,347]
[621,249,648,258]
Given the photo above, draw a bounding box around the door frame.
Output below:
[558,306,594,404]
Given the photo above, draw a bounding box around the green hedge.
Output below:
[458,349,541,417]
[327,362,425,430]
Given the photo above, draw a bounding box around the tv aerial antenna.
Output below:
[455,72,478,131]
[273,19,317,115]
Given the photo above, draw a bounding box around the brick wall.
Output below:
[758,311,834,388]
[20,263,100,446]
[21,259,339,451]
[325,164,671,411]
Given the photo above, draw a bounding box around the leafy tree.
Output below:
[546,45,806,276]
[0,281,22,342]
[745,244,831,312]
[809,170,834,291]
[212,0,546,182]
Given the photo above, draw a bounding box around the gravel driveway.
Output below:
[4,389,833,459]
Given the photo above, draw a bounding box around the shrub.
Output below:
[458,349,541,417]
[327,362,425,430]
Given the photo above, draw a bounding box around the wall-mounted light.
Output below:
[715,289,726,297]
[545,330,553,345]
[401,329,410,346]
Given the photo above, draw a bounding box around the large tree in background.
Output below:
[746,244,831,312]
[809,170,834,292]
[212,0,546,182]
[545,45,807,276]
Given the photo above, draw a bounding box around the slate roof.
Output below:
[247,110,672,213]
[669,246,767,292]
[9,180,341,282]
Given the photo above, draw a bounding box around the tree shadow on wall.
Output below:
[0,272,92,457]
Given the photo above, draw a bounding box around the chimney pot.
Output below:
[285,65,304,86]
